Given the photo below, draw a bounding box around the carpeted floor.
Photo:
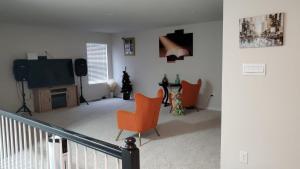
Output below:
[33,98,221,169]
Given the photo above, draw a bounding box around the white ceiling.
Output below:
[0,0,223,33]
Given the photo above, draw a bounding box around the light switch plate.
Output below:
[242,64,266,76]
[240,151,248,164]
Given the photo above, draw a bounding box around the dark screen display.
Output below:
[28,59,75,89]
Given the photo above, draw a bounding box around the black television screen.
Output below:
[28,59,75,89]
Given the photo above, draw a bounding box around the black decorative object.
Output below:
[121,67,133,100]
[162,74,169,85]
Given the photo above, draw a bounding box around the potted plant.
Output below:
[121,67,132,100]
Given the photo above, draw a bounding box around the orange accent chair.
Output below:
[181,79,202,110]
[116,89,164,146]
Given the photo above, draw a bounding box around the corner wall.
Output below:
[0,24,112,112]
[112,21,223,110]
[222,0,300,169]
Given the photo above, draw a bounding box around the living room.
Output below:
[0,1,222,168]
[0,0,299,169]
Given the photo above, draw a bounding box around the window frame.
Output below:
[86,42,109,85]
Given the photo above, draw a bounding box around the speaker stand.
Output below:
[79,76,89,105]
[16,81,32,116]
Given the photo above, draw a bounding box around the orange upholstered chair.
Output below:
[116,89,164,146]
[181,79,202,110]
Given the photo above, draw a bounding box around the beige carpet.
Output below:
[33,98,221,169]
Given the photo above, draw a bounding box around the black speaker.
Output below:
[75,58,87,76]
[13,60,29,81]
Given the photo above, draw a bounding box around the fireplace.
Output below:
[51,88,67,109]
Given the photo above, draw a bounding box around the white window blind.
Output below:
[86,43,108,85]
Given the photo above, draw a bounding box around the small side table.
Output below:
[159,82,181,107]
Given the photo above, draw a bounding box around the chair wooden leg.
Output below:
[115,130,123,141]
[138,133,141,146]
[154,128,160,136]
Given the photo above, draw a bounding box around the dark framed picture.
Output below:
[239,12,284,48]
[159,29,193,63]
[123,37,135,56]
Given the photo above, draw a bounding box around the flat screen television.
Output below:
[28,59,75,89]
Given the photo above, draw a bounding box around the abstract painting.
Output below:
[159,29,193,63]
[239,13,284,48]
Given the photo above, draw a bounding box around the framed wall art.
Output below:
[123,37,135,56]
[239,12,284,48]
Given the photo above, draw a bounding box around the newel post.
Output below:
[122,137,140,169]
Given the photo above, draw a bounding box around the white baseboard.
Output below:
[201,107,221,112]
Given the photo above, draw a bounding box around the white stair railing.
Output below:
[0,110,139,169]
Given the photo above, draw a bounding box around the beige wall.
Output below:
[0,24,112,112]
[221,0,300,169]
[112,21,223,110]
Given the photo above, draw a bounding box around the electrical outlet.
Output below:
[239,151,248,164]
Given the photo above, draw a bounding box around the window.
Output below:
[86,43,108,85]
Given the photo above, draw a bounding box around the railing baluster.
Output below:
[53,135,56,169]
[116,158,120,169]
[5,117,11,169]
[104,154,108,169]
[84,147,87,169]
[13,120,18,168]
[67,141,71,169]
[75,143,79,169]
[9,118,14,169]
[34,127,38,169]
[1,116,8,168]
[46,132,49,169]
[0,116,3,168]
[40,129,43,168]
[94,150,97,169]
[28,125,32,169]
[59,137,63,169]
[18,122,23,169]
[23,123,27,169]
